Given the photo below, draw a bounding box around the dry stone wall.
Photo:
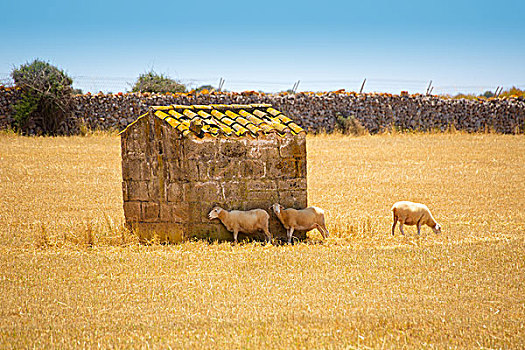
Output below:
[121,112,308,243]
[1,86,524,134]
[0,87,21,129]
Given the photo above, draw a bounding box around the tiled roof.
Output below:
[128,104,305,138]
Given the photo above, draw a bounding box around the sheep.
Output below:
[208,206,273,243]
[271,204,329,243]
[391,201,441,235]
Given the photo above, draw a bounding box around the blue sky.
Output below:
[2,0,524,94]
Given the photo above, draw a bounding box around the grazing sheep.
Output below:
[391,201,441,235]
[208,206,273,243]
[271,204,329,243]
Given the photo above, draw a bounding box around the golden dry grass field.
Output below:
[0,132,524,349]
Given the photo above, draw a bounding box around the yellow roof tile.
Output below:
[231,123,249,134]
[164,116,181,128]
[252,109,267,119]
[288,123,304,134]
[220,125,233,136]
[221,117,234,126]
[168,110,184,118]
[183,109,198,119]
[234,116,250,126]
[250,103,272,108]
[224,110,239,120]
[272,122,287,133]
[230,104,246,109]
[234,128,249,137]
[266,107,281,117]
[153,106,172,111]
[197,111,213,119]
[202,124,219,136]
[245,123,261,134]
[154,110,169,119]
[276,114,293,124]
[210,110,226,119]
[239,110,265,126]
[258,123,274,133]
[123,103,305,138]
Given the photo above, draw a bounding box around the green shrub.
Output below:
[195,84,215,92]
[11,59,74,135]
[452,87,525,100]
[131,71,186,94]
[499,86,525,98]
[335,113,367,136]
[482,90,495,98]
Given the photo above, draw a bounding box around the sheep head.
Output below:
[433,223,442,234]
[271,203,283,215]
[208,206,223,220]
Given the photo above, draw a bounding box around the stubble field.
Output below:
[0,132,524,348]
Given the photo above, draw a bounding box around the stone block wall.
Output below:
[0,86,21,129]
[2,86,524,135]
[121,112,307,243]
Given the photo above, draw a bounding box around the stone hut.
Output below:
[120,103,307,242]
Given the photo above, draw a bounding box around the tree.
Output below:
[131,71,186,93]
[195,84,215,92]
[500,86,525,98]
[11,59,74,135]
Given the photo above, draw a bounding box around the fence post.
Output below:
[292,80,300,94]
[426,80,433,95]
[359,78,366,94]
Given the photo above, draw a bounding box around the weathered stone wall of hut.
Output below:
[2,86,524,134]
[121,115,184,242]
[121,112,307,242]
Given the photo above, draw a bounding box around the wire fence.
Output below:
[1,72,523,96]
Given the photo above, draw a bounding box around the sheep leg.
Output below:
[416,217,423,235]
[233,229,239,243]
[399,223,405,235]
[287,227,294,244]
[319,217,329,238]
[322,225,330,238]
[262,226,273,244]
[315,223,329,239]
[392,217,397,236]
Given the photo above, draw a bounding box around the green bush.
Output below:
[335,113,367,136]
[195,84,215,92]
[452,87,525,100]
[499,86,525,98]
[482,90,495,98]
[11,59,74,135]
[131,71,186,94]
